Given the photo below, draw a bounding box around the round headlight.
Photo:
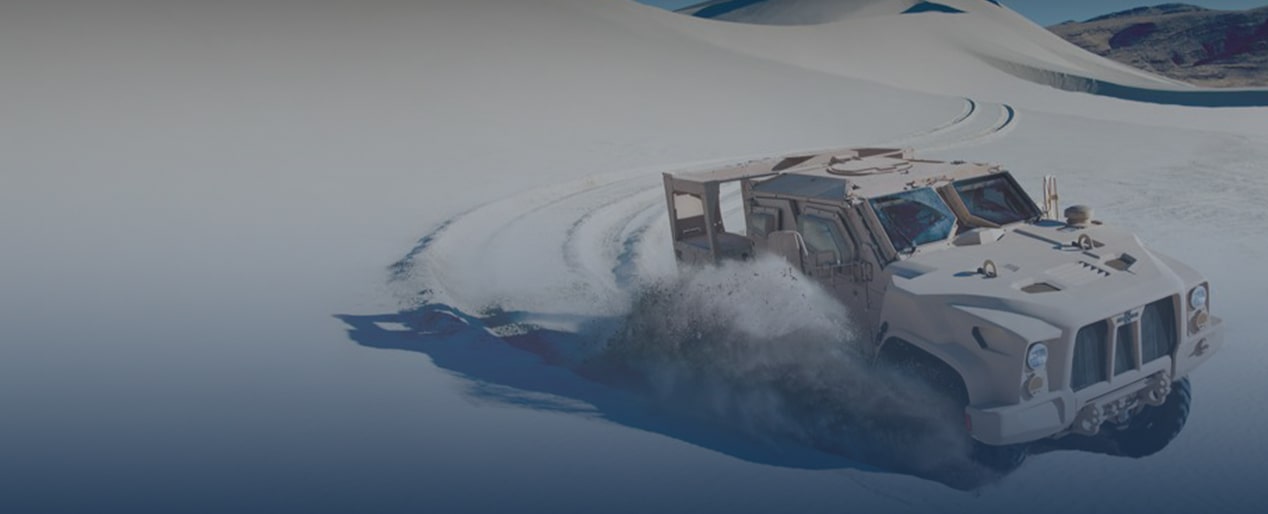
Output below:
[1027,343,1049,371]
[1189,284,1208,310]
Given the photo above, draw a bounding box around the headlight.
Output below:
[1189,284,1208,310]
[1026,343,1049,371]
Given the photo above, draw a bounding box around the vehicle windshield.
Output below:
[951,174,1041,226]
[869,188,957,251]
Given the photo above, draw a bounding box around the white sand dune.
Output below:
[673,0,1268,117]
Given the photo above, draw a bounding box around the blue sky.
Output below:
[638,0,1268,26]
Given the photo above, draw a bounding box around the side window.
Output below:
[797,214,854,264]
[748,213,775,238]
[672,193,706,237]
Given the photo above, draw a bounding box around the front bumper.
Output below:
[966,317,1224,446]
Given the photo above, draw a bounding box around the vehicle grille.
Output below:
[1072,322,1108,391]
[1071,296,1177,391]
[1140,297,1178,363]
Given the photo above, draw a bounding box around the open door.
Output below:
[663,168,778,266]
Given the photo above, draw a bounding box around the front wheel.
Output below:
[1112,378,1192,458]
[878,343,1029,473]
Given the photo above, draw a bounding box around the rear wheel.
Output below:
[1113,378,1191,458]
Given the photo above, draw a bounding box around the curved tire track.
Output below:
[897,101,1018,152]
[392,98,1018,316]
[885,98,977,146]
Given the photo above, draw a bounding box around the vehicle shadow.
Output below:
[335,304,865,472]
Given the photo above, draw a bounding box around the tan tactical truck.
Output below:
[662,147,1223,469]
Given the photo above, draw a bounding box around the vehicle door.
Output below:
[796,206,869,315]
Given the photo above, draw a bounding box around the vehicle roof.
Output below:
[755,148,1001,202]
[668,147,1002,203]
[751,174,847,201]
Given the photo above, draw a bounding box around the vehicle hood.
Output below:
[883,220,1188,330]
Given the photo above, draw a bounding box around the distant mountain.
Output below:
[1049,3,1268,88]
[1083,3,1211,23]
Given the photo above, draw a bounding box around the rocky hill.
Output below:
[1050,3,1268,88]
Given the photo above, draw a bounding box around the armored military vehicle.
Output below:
[662,147,1223,468]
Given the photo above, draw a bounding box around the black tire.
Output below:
[1113,377,1191,458]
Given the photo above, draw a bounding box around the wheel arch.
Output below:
[877,334,977,406]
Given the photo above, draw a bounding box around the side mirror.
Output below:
[767,230,805,272]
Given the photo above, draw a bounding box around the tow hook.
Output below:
[1074,404,1105,436]
[1143,371,1172,406]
